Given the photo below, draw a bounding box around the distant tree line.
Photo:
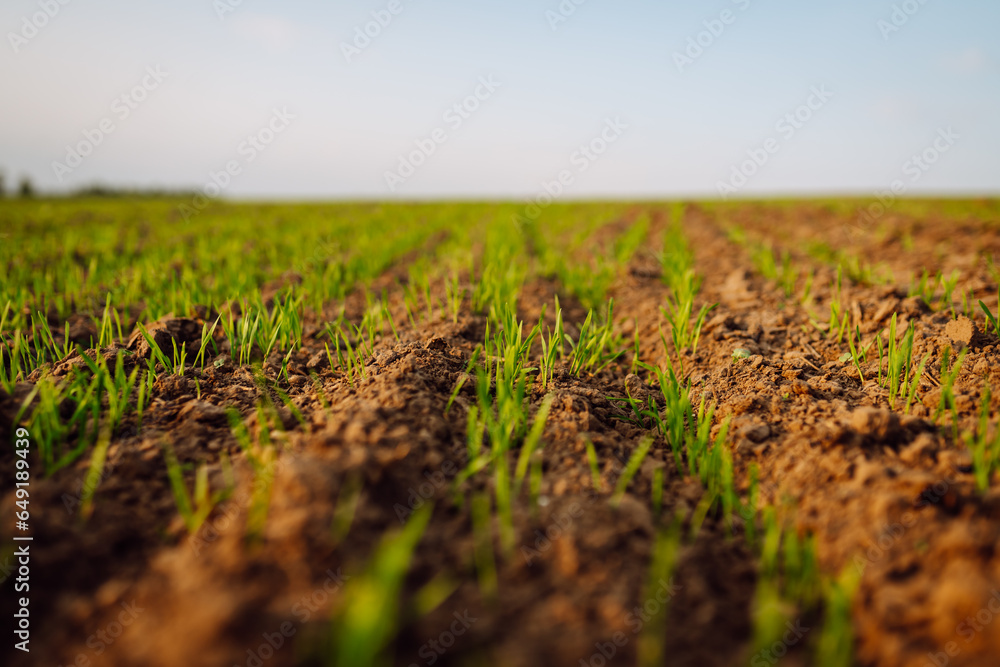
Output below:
[0,171,199,200]
[0,173,35,198]
[66,184,201,199]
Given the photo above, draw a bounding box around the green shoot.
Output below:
[815,568,861,667]
[585,438,603,492]
[331,504,432,667]
[611,435,654,508]
[847,328,865,383]
[636,517,682,667]
[903,352,931,414]
[470,492,497,602]
[968,385,1000,492]
[79,426,112,520]
[980,289,1000,337]
[883,315,915,406]
[651,467,664,516]
[935,348,967,438]
[513,394,555,496]
[161,440,234,534]
[538,299,564,388]
[567,300,624,377]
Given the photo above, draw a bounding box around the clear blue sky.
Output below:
[1,0,997,199]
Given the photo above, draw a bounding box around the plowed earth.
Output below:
[4,200,1000,667]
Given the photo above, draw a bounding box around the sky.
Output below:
[0,0,998,200]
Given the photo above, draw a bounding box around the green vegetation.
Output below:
[846,326,867,383]
[331,504,433,667]
[161,440,234,534]
[79,426,111,520]
[749,507,861,667]
[967,385,1000,492]
[981,289,1000,337]
[522,208,650,311]
[637,517,682,667]
[584,437,603,492]
[661,208,717,361]
[538,299,564,389]
[750,242,799,299]
[10,197,995,666]
[566,300,624,376]
[935,347,968,437]
[815,568,862,667]
[909,269,961,314]
[880,315,915,406]
[611,435,654,508]
[805,242,893,287]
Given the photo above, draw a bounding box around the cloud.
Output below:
[230,14,299,53]
[940,48,988,75]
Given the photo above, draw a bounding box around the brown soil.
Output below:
[3,201,1000,667]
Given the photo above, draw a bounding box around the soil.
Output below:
[3,201,1000,667]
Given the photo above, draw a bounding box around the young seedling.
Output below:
[470,492,497,602]
[815,568,862,667]
[661,290,716,362]
[134,322,173,372]
[779,250,798,299]
[22,366,103,475]
[941,270,960,317]
[883,315,915,406]
[493,449,515,556]
[609,388,658,431]
[79,426,112,520]
[980,288,1000,337]
[161,440,235,534]
[195,315,221,368]
[800,269,815,306]
[611,435,654,508]
[909,269,937,308]
[903,352,931,414]
[585,438,603,492]
[752,510,824,662]
[272,385,306,428]
[445,271,464,324]
[636,516,682,667]
[567,300,624,376]
[99,350,140,432]
[688,491,718,541]
[847,328,865,383]
[741,464,760,549]
[651,467,664,516]
[538,300,564,389]
[967,385,1000,492]
[331,504,433,667]
[935,347,967,437]
[445,347,482,415]
[332,473,363,545]
[649,363,688,475]
[750,242,779,283]
[513,394,555,498]
[660,217,716,361]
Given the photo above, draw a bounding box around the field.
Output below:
[3,198,1000,667]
